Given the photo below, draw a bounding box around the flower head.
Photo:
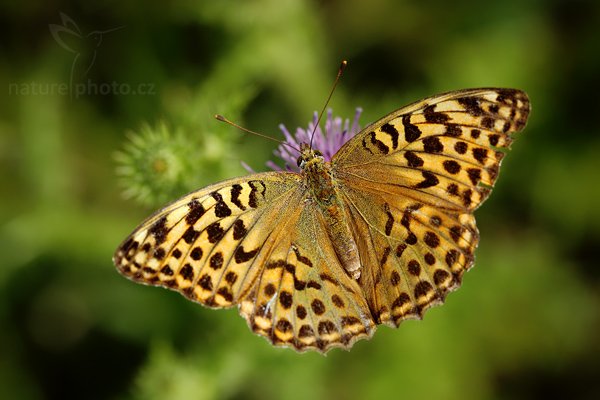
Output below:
[115,123,196,206]
[247,108,363,173]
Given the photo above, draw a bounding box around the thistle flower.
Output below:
[246,108,363,173]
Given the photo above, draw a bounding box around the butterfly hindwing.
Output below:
[239,200,375,352]
[340,183,478,325]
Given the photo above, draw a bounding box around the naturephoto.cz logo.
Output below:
[8,80,156,97]
[8,13,155,98]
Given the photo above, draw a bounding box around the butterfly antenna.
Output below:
[215,114,301,153]
[309,60,347,149]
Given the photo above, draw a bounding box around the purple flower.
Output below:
[244,108,363,173]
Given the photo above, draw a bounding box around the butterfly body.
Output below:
[300,144,363,280]
[115,88,530,353]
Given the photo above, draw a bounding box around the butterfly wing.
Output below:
[331,88,530,325]
[114,172,374,352]
[239,197,375,352]
[114,172,300,307]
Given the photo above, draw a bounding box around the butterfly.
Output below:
[113,88,530,353]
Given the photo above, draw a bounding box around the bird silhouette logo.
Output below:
[49,13,122,90]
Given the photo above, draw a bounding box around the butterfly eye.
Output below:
[314,150,323,157]
[296,156,303,167]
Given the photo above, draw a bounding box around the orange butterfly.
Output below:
[114,88,530,353]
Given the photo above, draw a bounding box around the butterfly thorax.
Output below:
[299,144,362,280]
[298,146,336,206]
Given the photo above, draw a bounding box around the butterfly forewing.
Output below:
[114,172,303,307]
[333,88,530,324]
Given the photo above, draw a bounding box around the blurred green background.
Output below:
[1,0,599,399]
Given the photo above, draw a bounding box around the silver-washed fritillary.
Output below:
[114,88,530,353]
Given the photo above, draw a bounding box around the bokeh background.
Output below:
[1,1,599,399]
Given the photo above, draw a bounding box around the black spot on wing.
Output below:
[217,287,233,302]
[414,280,434,298]
[447,183,459,196]
[276,318,292,333]
[369,131,389,154]
[279,291,293,309]
[379,246,391,267]
[489,134,500,146]
[462,189,473,208]
[402,115,421,142]
[292,247,313,268]
[425,253,436,265]
[423,104,449,123]
[225,271,238,285]
[264,283,276,296]
[380,123,399,150]
[307,280,321,290]
[445,249,459,267]
[414,171,439,188]
[445,124,462,137]
[423,136,443,153]
[190,247,203,260]
[311,299,326,315]
[206,222,225,243]
[149,217,168,245]
[443,160,461,174]
[186,199,206,225]
[384,203,394,236]
[396,243,406,257]
[211,191,232,217]
[232,219,247,240]
[182,227,199,244]
[230,184,246,211]
[481,117,494,129]
[454,141,468,154]
[199,274,213,290]
[467,168,482,185]
[405,232,418,245]
[496,89,521,104]
[424,231,440,248]
[248,180,266,208]
[296,305,307,319]
[433,269,450,285]
[449,226,464,243]
[234,245,260,263]
[180,264,194,280]
[404,151,424,167]
[153,248,165,260]
[458,97,484,116]
[390,270,401,286]
[408,260,421,275]
[210,252,224,270]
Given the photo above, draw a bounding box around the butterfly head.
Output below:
[297,143,324,170]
